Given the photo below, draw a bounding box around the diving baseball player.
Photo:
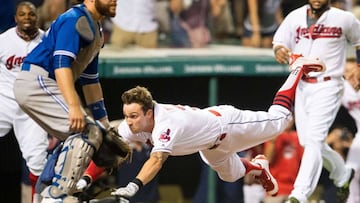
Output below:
[13,0,118,202]
[273,0,360,202]
[0,2,48,202]
[108,57,325,201]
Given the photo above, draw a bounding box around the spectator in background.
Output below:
[110,0,158,48]
[210,0,236,43]
[242,0,283,48]
[342,57,360,203]
[221,0,245,39]
[263,118,303,203]
[169,0,211,48]
[37,0,67,30]
[36,0,83,30]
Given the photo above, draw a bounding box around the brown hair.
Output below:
[121,86,155,113]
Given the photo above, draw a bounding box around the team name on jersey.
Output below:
[295,24,342,43]
[6,55,25,70]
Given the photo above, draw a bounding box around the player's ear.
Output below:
[145,108,153,118]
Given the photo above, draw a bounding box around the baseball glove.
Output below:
[92,127,132,168]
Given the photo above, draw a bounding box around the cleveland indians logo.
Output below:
[6,55,25,70]
[159,129,171,143]
[295,24,342,43]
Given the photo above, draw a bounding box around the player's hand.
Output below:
[111,182,140,197]
[274,45,291,64]
[68,105,86,132]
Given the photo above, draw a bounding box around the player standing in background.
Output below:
[13,0,116,202]
[108,57,325,201]
[272,0,360,202]
[343,58,360,203]
[0,2,48,203]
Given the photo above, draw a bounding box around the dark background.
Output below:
[0,75,355,202]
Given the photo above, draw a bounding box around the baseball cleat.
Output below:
[252,154,279,196]
[289,55,326,74]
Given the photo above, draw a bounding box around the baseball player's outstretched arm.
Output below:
[111,151,169,197]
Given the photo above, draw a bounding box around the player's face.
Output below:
[309,0,330,13]
[95,0,117,18]
[15,4,38,32]
[123,103,153,134]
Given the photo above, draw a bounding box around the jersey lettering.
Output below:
[6,55,25,70]
[295,24,342,43]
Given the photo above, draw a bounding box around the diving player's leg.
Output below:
[273,57,326,111]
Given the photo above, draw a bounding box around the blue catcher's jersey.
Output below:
[22,4,104,85]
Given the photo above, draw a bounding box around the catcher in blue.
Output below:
[13,0,131,202]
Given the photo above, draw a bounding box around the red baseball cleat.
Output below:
[289,55,326,75]
[252,155,279,196]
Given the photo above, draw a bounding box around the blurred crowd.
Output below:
[2,0,360,49]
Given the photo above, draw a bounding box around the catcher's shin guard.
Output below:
[42,125,103,198]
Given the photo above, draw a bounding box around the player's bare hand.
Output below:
[274,46,291,64]
[69,106,85,132]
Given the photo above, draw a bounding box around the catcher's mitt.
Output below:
[92,127,132,168]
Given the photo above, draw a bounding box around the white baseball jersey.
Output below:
[273,5,360,78]
[118,102,292,181]
[273,5,360,202]
[0,27,48,176]
[342,81,360,203]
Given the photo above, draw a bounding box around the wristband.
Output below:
[88,99,107,120]
[132,178,144,188]
[356,49,360,67]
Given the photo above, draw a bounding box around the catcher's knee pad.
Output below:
[45,134,95,198]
